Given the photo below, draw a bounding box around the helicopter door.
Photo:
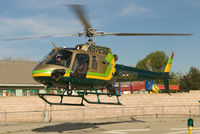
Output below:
[71,54,89,78]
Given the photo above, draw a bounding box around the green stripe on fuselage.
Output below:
[105,64,112,77]
[106,53,113,63]
[87,72,105,77]
[32,70,71,74]
[32,70,53,74]
[87,63,112,78]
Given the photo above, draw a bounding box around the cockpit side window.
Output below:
[46,50,73,68]
[92,56,98,69]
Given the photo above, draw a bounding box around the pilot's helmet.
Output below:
[56,53,62,59]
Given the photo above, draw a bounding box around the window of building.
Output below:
[0,90,2,96]
[23,89,38,96]
[3,89,16,96]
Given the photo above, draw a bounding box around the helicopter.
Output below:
[5,5,191,106]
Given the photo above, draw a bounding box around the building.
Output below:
[0,60,46,96]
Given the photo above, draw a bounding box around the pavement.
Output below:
[0,116,200,134]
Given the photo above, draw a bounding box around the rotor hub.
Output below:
[85,28,96,37]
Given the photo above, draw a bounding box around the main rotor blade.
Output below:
[70,5,91,30]
[3,34,79,41]
[104,33,192,36]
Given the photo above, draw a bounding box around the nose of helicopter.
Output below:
[32,69,53,85]
[32,67,71,86]
[32,69,52,77]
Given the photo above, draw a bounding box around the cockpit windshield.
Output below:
[46,50,73,68]
[38,49,56,66]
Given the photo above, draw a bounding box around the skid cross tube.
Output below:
[77,88,122,105]
[38,87,122,106]
[38,94,85,106]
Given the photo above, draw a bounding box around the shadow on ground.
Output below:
[32,118,145,133]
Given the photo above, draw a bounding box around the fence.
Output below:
[0,105,199,125]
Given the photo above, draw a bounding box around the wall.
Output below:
[0,90,200,123]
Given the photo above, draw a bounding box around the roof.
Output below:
[0,60,40,84]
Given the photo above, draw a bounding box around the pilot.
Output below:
[56,54,65,66]
[77,61,88,77]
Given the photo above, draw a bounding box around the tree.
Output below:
[169,72,182,85]
[136,51,168,72]
[179,67,200,92]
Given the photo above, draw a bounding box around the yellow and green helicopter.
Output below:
[5,5,191,106]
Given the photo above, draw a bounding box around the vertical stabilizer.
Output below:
[164,51,174,72]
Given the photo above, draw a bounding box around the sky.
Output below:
[0,0,199,73]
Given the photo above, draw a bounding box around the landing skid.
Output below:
[39,94,85,106]
[38,87,122,106]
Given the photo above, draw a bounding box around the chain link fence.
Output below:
[0,105,199,125]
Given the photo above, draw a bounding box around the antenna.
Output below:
[51,41,57,49]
